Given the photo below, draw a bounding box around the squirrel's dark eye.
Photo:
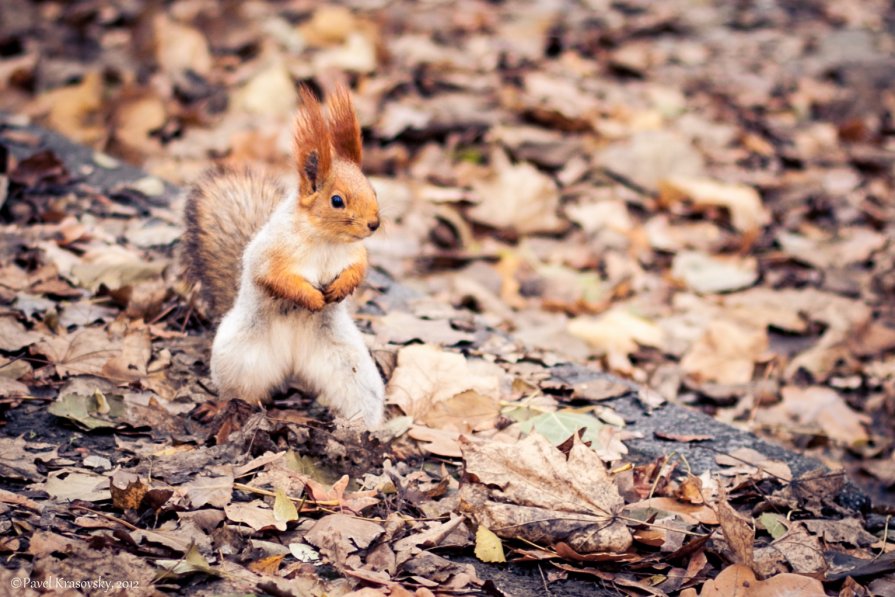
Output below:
[330,194,345,209]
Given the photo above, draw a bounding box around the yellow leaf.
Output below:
[474,525,506,563]
[274,488,298,523]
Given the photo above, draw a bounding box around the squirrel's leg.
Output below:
[323,260,366,304]
[211,307,292,404]
[294,306,384,427]
[254,250,326,312]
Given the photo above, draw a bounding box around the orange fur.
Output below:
[326,85,363,165]
[254,248,326,311]
[295,86,332,198]
[324,256,368,303]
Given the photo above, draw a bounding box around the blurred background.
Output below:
[1,0,893,499]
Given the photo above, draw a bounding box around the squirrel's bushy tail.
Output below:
[181,168,284,321]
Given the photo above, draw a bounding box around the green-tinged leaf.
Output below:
[154,543,219,581]
[475,525,506,563]
[274,488,299,523]
[516,410,607,447]
[48,391,125,429]
[758,512,789,540]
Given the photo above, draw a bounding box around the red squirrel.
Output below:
[181,85,385,427]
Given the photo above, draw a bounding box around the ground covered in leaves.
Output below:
[1,0,894,595]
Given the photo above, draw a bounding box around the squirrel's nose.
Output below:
[367,218,380,232]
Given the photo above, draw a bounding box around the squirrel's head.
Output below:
[294,85,380,243]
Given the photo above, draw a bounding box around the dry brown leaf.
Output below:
[626,497,719,525]
[681,319,767,385]
[754,523,827,578]
[386,344,503,426]
[567,307,664,373]
[717,499,754,569]
[39,72,105,145]
[758,386,870,447]
[154,15,212,76]
[373,311,473,346]
[715,448,792,482]
[224,500,286,532]
[407,425,462,458]
[180,474,235,509]
[671,251,758,294]
[304,513,385,565]
[0,316,41,351]
[699,564,825,596]
[0,437,59,481]
[469,150,564,234]
[459,433,632,553]
[660,176,770,233]
[31,328,119,378]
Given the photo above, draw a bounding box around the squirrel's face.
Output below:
[303,159,380,243]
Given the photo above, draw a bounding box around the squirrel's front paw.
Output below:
[304,289,326,311]
[323,281,353,304]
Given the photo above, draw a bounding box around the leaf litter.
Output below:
[1,0,894,594]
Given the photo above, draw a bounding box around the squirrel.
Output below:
[181,84,385,428]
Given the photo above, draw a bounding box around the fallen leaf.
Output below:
[386,344,503,425]
[469,150,564,234]
[717,499,754,569]
[36,469,112,502]
[459,433,632,553]
[0,437,59,481]
[698,564,824,596]
[567,307,664,373]
[681,319,767,385]
[758,386,870,447]
[598,130,705,191]
[273,488,299,523]
[0,316,42,351]
[154,15,213,76]
[474,526,506,563]
[660,176,770,233]
[224,500,286,532]
[671,251,759,294]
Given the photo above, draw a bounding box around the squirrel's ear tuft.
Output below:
[295,85,332,197]
[325,84,362,165]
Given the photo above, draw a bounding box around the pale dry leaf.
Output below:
[715,447,792,482]
[759,386,869,447]
[224,500,286,532]
[181,474,234,509]
[698,564,825,596]
[234,61,298,116]
[717,499,754,569]
[567,307,664,373]
[386,344,503,424]
[373,311,473,346]
[36,469,112,502]
[0,437,59,481]
[778,227,886,269]
[154,15,213,76]
[71,245,166,292]
[469,150,564,234]
[681,318,767,385]
[459,433,632,553]
[754,523,827,578]
[39,72,105,145]
[671,251,758,294]
[598,130,705,191]
[304,513,384,564]
[0,316,42,351]
[32,328,119,378]
[660,176,770,233]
